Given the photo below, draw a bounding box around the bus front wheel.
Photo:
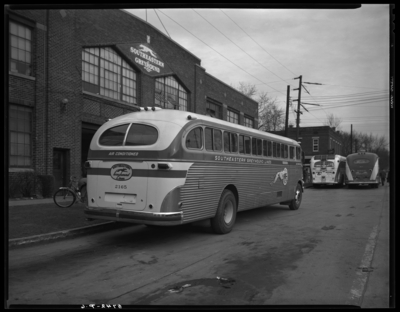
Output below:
[289,183,302,210]
[211,189,237,234]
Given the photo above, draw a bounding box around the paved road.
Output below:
[7,184,390,307]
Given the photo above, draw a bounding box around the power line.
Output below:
[192,9,289,84]
[219,9,298,77]
[154,9,171,38]
[156,9,286,96]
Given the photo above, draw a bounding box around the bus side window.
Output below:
[263,140,268,157]
[205,127,213,151]
[296,146,301,160]
[267,141,272,157]
[257,139,262,156]
[276,143,281,158]
[244,136,251,154]
[290,146,295,159]
[272,142,277,157]
[251,138,256,155]
[284,145,288,158]
[186,127,203,149]
[239,135,244,154]
[224,131,230,153]
[214,129,222,151]
[231,133,238,153]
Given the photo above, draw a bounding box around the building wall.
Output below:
[270,126,343,158]
[7,8,259,195]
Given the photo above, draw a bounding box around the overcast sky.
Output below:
[124,5,391,143]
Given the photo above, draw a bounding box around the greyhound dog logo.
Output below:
[270,168,288,185]
[111,164,133,181]
[139,44,157,58]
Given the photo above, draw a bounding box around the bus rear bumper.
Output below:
[346,181,378,186]
[84,207,183,226]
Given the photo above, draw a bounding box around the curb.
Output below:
[9,222,132,248]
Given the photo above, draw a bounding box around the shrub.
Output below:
[8,175,20,198]
[37,175,55,198]
[16,171,37,198]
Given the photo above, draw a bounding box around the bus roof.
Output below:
[104,108,300,146]
[347,152,378,161]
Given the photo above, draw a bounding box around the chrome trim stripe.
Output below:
[87,168,187,178]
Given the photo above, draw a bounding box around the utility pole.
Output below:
[293,75,302,141]
[285,85,290,137]
[350,124,353,154]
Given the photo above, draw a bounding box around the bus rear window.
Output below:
[99,124,129,146]
[125,124,158,146]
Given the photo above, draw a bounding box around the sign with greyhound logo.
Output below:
[111,164,133,181]
[270,168,288,185]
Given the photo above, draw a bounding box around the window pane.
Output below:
[263,140,267,157]
[276,143,281,157]
[125,124,158,146]
[257,139,262,156]
[224,132,230,152]
[284,145,288,158]
[214,130,222,151]
[252,138,256,155]
[239,135,244,154]
[186,127,203,149]
[231,133,238,153]
[290,146,295,159]
[205,128,213,151]
[99,124,129,146]
[244,136,251,154]
[273,142,277,157]
[267,141,272,157]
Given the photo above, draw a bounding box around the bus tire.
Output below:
[211,189,237,234]
[289,183,302,210]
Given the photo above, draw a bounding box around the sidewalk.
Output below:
[8,198,128,248]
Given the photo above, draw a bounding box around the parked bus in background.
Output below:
[345,150,380,188]
[84,107,304,234]
[310,154,346,187]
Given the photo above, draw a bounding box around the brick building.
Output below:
[270,125,344,164]
[7,8,258,194]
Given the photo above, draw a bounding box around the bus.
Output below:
[84,107,304,234]
[345,150,380,188]
[310,154,346,187]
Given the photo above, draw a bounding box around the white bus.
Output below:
[345,150,380,188]
[310,154,346,187]
[84,107,304,234]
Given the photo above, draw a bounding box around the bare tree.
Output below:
[233,82,285,131]
[234,82,258,98]
[323,113,342,131]
[258,92,285,131]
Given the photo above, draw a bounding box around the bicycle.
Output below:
[53,176,88,208]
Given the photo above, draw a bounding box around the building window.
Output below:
[82,47,137,105]
[313,137,319,152]
[155,76,187,111]
[9,105,32,167]
[9,21,32,76]
[244,116,254,128]
[206,99,222,119]
[227,110,239,124]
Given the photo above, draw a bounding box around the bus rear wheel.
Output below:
[211,189,237,234]
[289,183,302,210]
